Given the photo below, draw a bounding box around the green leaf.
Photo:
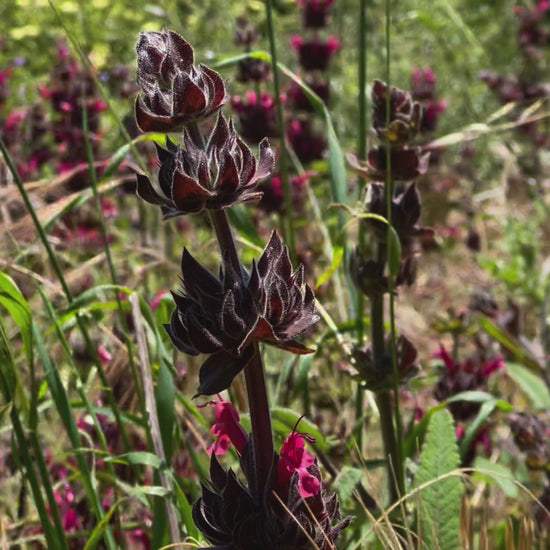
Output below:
[172,477,199,540]
[227,204,262,247]
[83,498,126,550]
[316,246,344,289]
[155,360,176,461]
[105,451,164,470]
[387,225,402,279]
[473,457,518,499]
[505,362,550,411]
[334,466,364,503]
[404,391,508,459]
[0,272,33,365]
[415,409,463,550]
[478,316,542,371]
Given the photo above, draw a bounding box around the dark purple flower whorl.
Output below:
[371,79,422,144]
[166,231,318,395]
[136,113,274,216]
[135,29,227,132]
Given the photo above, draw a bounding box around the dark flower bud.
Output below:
[232,91,279,144]
[136,113,274,216]
[290,35,340,72]
[350,248,387,298]
[166,231,318,395]
[465,225,481,252]
[410,67,436,101]
[352,334,420,391]
[288,79,330,111]
[258,173,310,214]
[135,29,227,132]
[371,80,422,144]
[234,17,261,47]
[420,100,447,133]
[349,146,430,182]
[509,413,550,470]
[298,0,335,29]
[236,57,272,83]
[286,117,327,164]
[363,182,430,251]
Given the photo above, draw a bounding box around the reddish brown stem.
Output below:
[244,342,274,497]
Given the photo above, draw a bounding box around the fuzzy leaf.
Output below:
[473,457,518,499]
[334,466,364,503]
[505,362,550,411]
[415,409,463,550]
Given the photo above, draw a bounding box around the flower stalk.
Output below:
[244,341,274,495]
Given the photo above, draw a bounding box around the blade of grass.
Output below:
[82,96,148,433]
[0,135,135,474]
[265,0,296,261]
[34,293,117,550]
[130,293,180,544]
[0,321,58,549]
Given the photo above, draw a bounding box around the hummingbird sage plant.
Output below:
[134,29,352,548]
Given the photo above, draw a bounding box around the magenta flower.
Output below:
[231,91,280,144]
[277,431,320,498]
[286,117,327,164]
[410,67,437,101]
[206,398,249,456]
[298,0,335,28]
[290,35,340,71]
[433,345,504,420]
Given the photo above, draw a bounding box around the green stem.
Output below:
[354,0,369,454]
[244,342,274,496]
[383,0,405,502]
[265,0,296,262]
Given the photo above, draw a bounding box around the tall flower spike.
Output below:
[166,231,319,395]
[136,113,275,216]
[135,29,227,132]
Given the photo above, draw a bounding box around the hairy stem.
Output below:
[209,209,242,276]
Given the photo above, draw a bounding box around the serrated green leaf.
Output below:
[415,409,463,550]
[505,362,550,411]
[334,466,364,503]
[473,457,518,498]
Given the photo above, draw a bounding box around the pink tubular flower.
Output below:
[206,398,248,455]
[277,431,320,498]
